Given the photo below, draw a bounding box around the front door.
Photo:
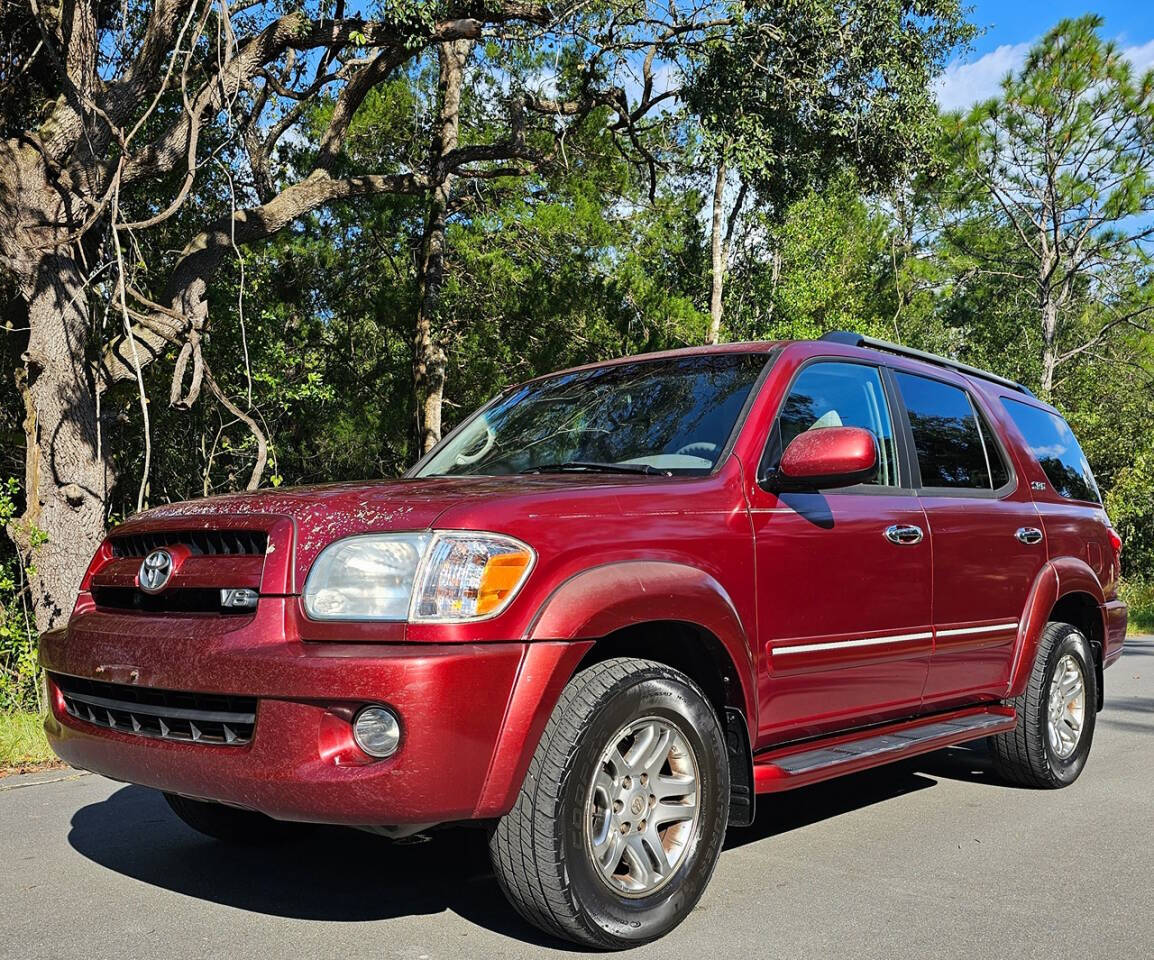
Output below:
[748,360,933,745]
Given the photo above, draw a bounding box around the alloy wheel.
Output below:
[583,716,701,898]
[1047,654,1086,760]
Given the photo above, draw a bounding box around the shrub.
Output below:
[1120,580,1154,636]
[0,478,41,713]
[1106,446,1154,584]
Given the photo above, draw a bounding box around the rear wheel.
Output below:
[489,657,729,949]
[990,621,1097,788]
[164,792,301,844]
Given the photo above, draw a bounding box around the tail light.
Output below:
[1108,527,1123,558]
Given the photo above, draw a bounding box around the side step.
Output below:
[753,706,1016,794]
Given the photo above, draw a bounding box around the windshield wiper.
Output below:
[522,460,672,476]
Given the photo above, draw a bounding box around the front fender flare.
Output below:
[527,560,755,720]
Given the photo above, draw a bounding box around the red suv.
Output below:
[41,333,1127,948]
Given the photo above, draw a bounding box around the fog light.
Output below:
[353,706,401,758]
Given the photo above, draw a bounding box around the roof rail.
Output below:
[820,331,1036,398]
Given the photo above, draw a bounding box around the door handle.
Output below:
[884,524,924,545]
[1016,527,1043,545]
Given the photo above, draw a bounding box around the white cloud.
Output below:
[936,35,1154,114]
[1124,38,1154,75]
[934,42,1032,113]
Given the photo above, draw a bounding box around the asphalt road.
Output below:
[3,637,1152,960]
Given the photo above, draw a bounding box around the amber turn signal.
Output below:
[476,551,534,616]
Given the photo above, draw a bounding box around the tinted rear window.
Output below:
[1002,399,1101,503]
[895,372,1003,490]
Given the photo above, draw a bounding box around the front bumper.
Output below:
[41,601,588,825]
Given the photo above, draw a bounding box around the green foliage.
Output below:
[2,4,1151,623]
[727,174,895,341]
[0,479,40,713]
[687,0,974,206]
[1120,581,1154,636]
[1108,444,1154,583]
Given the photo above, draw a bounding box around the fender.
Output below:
[472,640,594,818]
[1007,557,1106,699]
[472,561,755,819]
[527,560,756,723]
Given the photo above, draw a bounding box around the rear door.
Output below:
[891,371,1048,704]
[748,359,933,742]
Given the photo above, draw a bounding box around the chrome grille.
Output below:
[110,530,268,558]
[54,674,256,746]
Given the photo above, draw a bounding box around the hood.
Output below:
[111,474,641,589]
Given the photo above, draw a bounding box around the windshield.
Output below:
[415,353,769,477]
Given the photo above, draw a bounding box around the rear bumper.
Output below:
[40,602,588,825]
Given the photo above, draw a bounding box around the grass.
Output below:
[0,710,56,773]
[1121,580,1154,636]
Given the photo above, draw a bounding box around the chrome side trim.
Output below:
[774,631,933,656]
[936,621,1019,638]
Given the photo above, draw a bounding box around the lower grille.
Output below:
[53,674,256,746]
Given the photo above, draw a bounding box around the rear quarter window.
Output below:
[1001,398,1101,504]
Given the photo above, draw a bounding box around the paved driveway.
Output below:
[3,637,1151,960]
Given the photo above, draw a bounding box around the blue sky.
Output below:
[936,2,1154,110]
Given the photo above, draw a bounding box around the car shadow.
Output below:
[67,785,569,948]
[726,759,950,850]
[70,755,965,946]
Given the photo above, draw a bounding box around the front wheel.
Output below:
[489,657,730,949]
[990,621,1097,788]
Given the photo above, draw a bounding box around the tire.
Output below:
[489,657,730,949]
[990,621,1097,788]
[163,792,301,844]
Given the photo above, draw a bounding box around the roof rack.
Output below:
[820,331,1036,398]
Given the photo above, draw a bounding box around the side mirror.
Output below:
[768,426,878,491]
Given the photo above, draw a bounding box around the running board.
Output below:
[752,706,1016,794]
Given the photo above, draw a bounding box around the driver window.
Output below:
[765,361,900,488]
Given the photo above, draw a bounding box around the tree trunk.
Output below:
[18,261,108,633]
[706,150,729,346]
[412,38,470,458]
[1039,272,1059,400]
[1040,300,1058,399]
[1,142,110,634]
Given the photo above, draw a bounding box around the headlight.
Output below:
[303,533,429,620]
[302,531,534,622]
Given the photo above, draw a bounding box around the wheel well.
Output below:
[574,621,755,827]
[1050,592,1104,710]
[573,620,745,717]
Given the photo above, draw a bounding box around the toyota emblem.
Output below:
[138,549,174,594]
